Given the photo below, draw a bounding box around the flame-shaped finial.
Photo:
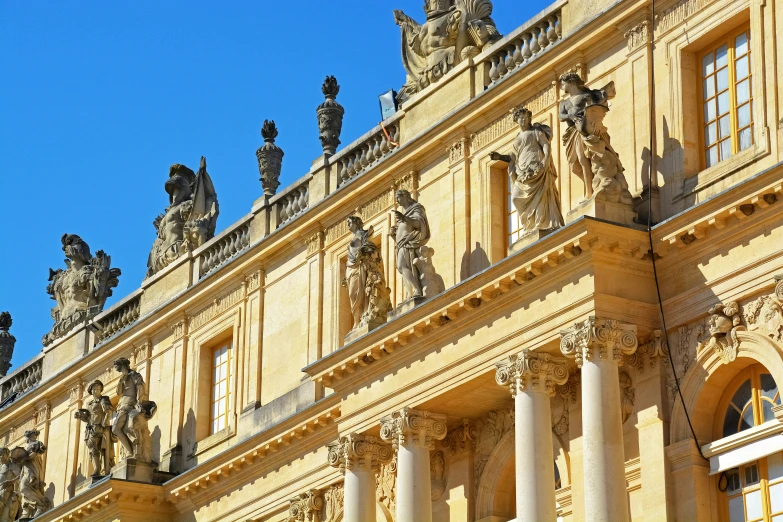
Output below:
[261,120,279,143]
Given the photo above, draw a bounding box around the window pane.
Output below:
[719,115,732,138]
[706,146,719,168]
[738,104,752,128]
[727,469,742,493]
[703,52,715,76]
[773,515,783,522]
[720,139,732,161]
[746,490,763,520]
[736,32,749,56]
[728,495,745,522]
[716,45,729,68]
[745,463,760,485]
[705,123,717,145]
[770,453,783,480]
[717,68,729,92]
[762,374,779,402]
[703,77,715,99]
[763,399,775,423]
[717,91,730,116]
[771,481,783,512]
[704,99,717,122]
[737,79,750,104]
[736,56,749,80]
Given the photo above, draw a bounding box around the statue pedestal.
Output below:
[75,474,110,494]
[112,458,157,483]
[509,228,556,254]
[345,318,386,344]
[566,197,640,227]
[388,296,426,321]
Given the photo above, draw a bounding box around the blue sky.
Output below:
[0,1,549,368]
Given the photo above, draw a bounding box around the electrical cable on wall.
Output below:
[645,0,709,461]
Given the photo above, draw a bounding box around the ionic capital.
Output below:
[327,433,393,473]
[287,489,324,522]
[495,349,569,396]
[560,317,638,367]
[379,407,447,449]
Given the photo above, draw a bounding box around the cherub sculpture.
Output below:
[43,234,121,346]
[147,157,219,277]
[394,0,501,101]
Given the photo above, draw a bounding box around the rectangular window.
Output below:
[210,342,232,434]
[701,26,753,169]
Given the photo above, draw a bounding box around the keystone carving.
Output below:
[495,349,569,396]
[700,301,744,364]
[380,408,448,449]
[317,76,344,155]
[327,433,393,473]
[560,317,638,367]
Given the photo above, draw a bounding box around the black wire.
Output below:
[645,0,708,461]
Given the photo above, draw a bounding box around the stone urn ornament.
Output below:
[256,120,284,197]
[0,312,14,377]
[316,75,344,155]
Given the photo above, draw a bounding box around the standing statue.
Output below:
[147,157,219,277]
[112,358,157,464]
[394,0,501,102]
[490,106,564,237]
[342,216,391,332]
[16,430,52,519]
[558,72,633,204]
[0,448,21,522]
[43,234,121,346]
[74,380,115,477]
[389,190,433,300]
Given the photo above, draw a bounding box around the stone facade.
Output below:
[1,0,783,520]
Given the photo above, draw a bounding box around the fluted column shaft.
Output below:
[380,408,447,522]
[561,317,638,522]
[496,350,569,522]
[328,434,392,522]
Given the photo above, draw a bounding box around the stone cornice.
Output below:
[327,433,393,473]
[380,408,448,449]
[560,317,638,367]
[495,349,569,396]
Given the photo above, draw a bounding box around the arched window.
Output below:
[719,364,781,439]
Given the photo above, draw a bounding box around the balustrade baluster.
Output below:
[547,17,558,43]
[522,33,533,61]
[530,29,541,54]
[538,22,549,49]
[513,42,523,67]
[497,50,508,78]
[489,56,500,82]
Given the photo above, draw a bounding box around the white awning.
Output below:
[709,434,783,475]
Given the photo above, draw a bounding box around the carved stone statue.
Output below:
[558,72,633,205]
[256,120,285,197]
[490,106,564,238]
[15,430,52,519]
[74,380,115,477]
[342,216,391,333]
[390,190,433,301]
[0,313,15,378]
[112,358,156,464]
[700,302,744,364]
[147,158,219,277]
[43,234,121,346]
[316,76,344,155]
[394,0,501,102]
[0,448,21,522]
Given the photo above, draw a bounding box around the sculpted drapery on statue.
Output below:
[394,0,501,102]
[342,216,392,334]
[74,380,115,477]
[0,448,21,522]
[490,107,564,237]
[390,190,432,300]
[15,430,52,519]
[43,234,121,346]
[558,72,633,205]
[147,157,219,277]
[112,358,157,464]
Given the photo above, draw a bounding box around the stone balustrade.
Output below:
[94,293,141,345]
[334,120,400,186]
[478,6,562,86]
[197,219,252,279]
[274,181,310,228]
[0,355,43,403]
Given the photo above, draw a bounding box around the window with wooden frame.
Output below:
[210,341,232,435]
[700,25,753,169]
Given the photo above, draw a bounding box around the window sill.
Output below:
[675,142,768,201]
[191,425,235,458]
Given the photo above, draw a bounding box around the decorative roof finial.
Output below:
[317,76,345,156]
[0,312,16,377]
[256,120,284,196]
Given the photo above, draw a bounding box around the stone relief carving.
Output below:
[16,430,52,518]
[744,277,783,342]
[699,302,744,364]
[394,0,501,102]
[442,418,477,455]
[619,370,635,424]
[74,380,115,477]
[287,489,324,522]
[490,106,564,239]
[626,330,669,373]
[473,408,514,485]
[147,158,219,277]
[430,450,448,501]
[0,448,21,522]
[552,371,578,436]
[112,358,157,464]
[317,76,344,155]
[43,234,121,346]
[256,120,284,197]
[323,483,343,522]
[624,20,649,52]
[376,457,397,513]
[0,313,15,378]
[558,72,633,205]
[342,216,392,334]
[666,322,705,411]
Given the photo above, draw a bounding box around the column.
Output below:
[495,349,569,522]
[380,408,448,522]
[328,434,393,522]
[560,317,638,522]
